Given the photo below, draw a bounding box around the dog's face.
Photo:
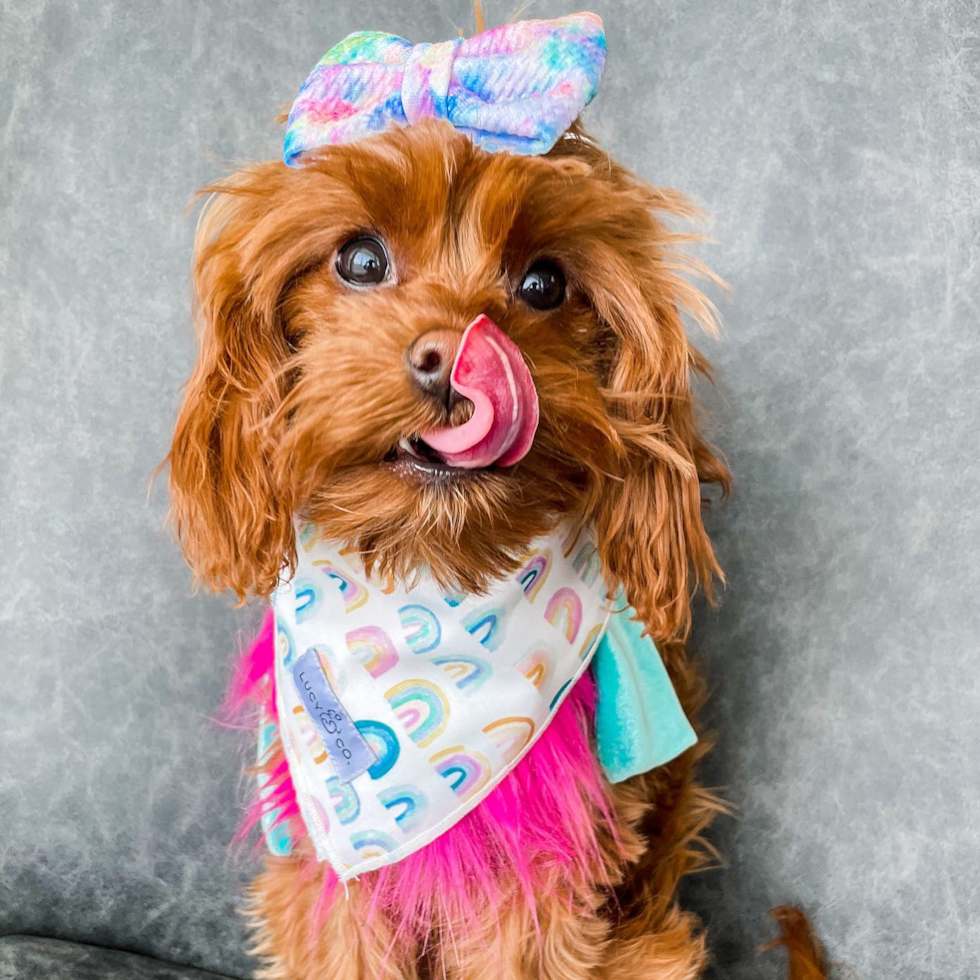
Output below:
[168,120,727,640]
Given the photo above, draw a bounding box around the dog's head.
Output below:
[167,119,728,641]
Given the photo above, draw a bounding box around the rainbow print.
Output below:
[325,776,360,825]
[462,605,505,651]
[310,644,340,688]
[312,559,368,612]
[384,679,449,748]
[378,784,427,835]
[429,654,491,692]
[516,548,552,601]
[311,795,332,833]
[291,704,329,765]
[350,829,398,859]
[335,544,363,573]
[297,522,320,552]
[482,716,535,765]
[398,604,442,654]
[578,622,604,661]
[430,745,492,800]
[354,720,400,780]
[559,524,580,552]
[269,519,621,878]
[549,678,573,711]
[345,625,397,678]
[293,579,321,623]
[572,541,601,586]
[515,645,555,690]
[338,546,397,593]
[544,587,583,643]
[276,618,296,667]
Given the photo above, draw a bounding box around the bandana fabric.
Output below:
[272,522,615,879]
[592,612,697,782]
[283,12,606,165]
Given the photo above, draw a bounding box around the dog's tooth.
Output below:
[399,437,423,460]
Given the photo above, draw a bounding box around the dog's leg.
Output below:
[246,853,420,980]
[435,746,651,980]
[597,923,706,980]
[439,880,611,980]
[594,640,722,980]
[437,764,713,980]
[592,763,716,980]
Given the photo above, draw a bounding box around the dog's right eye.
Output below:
[336,237,390,286]
[517,260,566,311]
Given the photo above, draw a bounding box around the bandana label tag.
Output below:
[291,648,377,783]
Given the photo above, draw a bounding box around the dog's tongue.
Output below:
[422,315,539,469]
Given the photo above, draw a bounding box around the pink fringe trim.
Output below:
[227,610,621,951]
[225,611,303,841]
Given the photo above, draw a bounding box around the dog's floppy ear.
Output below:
[167,164,309,600]
[585,178,730,643]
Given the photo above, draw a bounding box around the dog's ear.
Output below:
[584,177,730,643]
[166,164,307,600]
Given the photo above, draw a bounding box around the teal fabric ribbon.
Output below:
[593,602,697,783]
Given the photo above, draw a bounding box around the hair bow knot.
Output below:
[283,12,606,166]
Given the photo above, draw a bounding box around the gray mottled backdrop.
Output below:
[2,1,978,978]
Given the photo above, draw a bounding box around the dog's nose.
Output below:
[406,329,460,399]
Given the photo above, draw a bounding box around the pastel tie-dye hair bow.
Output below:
[283,12,606,165]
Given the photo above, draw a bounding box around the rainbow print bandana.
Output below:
[283,12,606,165]
[271,521,615,879]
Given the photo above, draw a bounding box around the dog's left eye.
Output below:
[336,236,390,286]
[518,261,566,310]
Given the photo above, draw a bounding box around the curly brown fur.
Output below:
[168,116,825,978]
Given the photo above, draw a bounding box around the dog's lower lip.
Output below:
[386,436,488,479]
[390,457,471,480]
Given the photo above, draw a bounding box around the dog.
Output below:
[165,12,827,980]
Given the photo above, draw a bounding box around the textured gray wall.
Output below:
[2,1,978,978]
